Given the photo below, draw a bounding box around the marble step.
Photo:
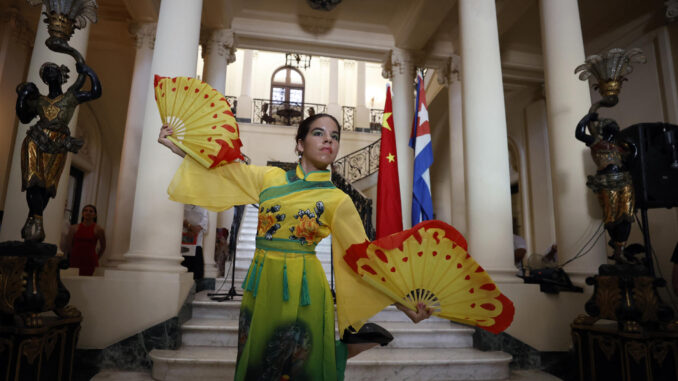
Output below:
[345,347,512,381]
[181,318,473,349]
[150,346,511,381]
[191,291,454,325]
[181,318,239,347]
[191,298,241,321]
[150,346,236,381]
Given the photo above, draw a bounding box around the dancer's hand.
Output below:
[158,124,173,143]
[395,302,433,324]
[158,125,185,157]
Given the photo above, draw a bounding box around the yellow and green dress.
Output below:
[168,157,393,381]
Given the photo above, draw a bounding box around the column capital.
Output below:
[129,22,156,50]
[201,28,236,64]
[392,48,416,76]
[1,7,33,47]
[381,50,393,79]
[437,55,461,85]
[382,48,417,80]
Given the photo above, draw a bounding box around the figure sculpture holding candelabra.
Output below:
[0,2,100,379]
[574,48,645,264]
[17,0,101,242]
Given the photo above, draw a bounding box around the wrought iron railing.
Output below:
[331,170,375,240]
[369,108,383,132]
[332,138,380,183]
[342,106,355,131]
[225,96,238,116]
[252,99,326,126]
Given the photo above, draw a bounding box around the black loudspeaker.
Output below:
[620,122,678,208]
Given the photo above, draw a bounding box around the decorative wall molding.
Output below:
[129,22,156,51]
[298,14,336,35]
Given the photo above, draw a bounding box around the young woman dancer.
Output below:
[159,113,431,380]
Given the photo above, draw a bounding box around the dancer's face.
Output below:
[297,116,340,171]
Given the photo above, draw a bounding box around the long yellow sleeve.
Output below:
[331,196,393,334]
[167,156,279,212]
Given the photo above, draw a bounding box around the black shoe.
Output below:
[341,323,393,346]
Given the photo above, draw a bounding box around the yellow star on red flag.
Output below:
[386,153,395,163]
[382,112,393,131]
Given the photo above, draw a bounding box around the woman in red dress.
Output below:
[65,204,106,276]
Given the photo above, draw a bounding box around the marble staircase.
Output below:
[149,204,515,380]
[150,291,513,381]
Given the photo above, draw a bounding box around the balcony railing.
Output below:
[340,106,383,133]
[225,96,238,116]
[247,99,382,134]
[252,99,326,126]
[369,108,383,131]
[342,106,355,131]
[332,138,380,183]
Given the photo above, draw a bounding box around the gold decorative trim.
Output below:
[0,256,27,314]
[39,257,60,311]
[20,337,43,366]
[45,12,74,40]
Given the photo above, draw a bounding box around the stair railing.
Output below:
[332,138,381,184]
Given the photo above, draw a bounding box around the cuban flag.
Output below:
[409,73,434,225]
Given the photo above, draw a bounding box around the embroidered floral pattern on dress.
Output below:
[289,201,325,245]
[259,321,312,381]
[258,205,286,240]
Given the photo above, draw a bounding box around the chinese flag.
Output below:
[376,85,403,238]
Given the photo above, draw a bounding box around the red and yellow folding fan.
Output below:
[345,220,514,334]
[154,75,244,168]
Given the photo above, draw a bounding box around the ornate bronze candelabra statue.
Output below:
[574,48,645,264]
[0,1,100,380]
[571,49,678,381]
[18,0,101,242]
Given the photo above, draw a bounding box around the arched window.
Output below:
[271,66,305,105]
[268,66,305,125]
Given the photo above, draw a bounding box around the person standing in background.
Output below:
[182,204,208,280]
[63,204,106,276]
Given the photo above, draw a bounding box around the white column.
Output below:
[118,0,203,272]
[106,22,156,268]
[326,58,341,121]
[236,49,253,122]
[459,0,514,274]
[383,48,415,229]
[355,61,370,128]
[525,99,556,252]
[200,28,235,278]
[0,8,32,215]
[539,0,606,273]
[0,14,91,245]
[439,55,467,236]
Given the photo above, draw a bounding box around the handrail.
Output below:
[332,138,381,183]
